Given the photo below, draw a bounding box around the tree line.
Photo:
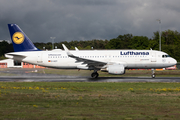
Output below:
[0,29,180,62]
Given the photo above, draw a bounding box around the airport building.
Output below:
[0,59,45,68]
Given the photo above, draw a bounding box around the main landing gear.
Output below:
[151,69,155,78]
[91,71,99,78]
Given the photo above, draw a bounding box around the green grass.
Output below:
[0,72,17,76]
[1,82,180,119]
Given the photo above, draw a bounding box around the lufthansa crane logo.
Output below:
[12,32,24,44]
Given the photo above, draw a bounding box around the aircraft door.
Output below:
[151,52,156,62]
[37,53,43,63]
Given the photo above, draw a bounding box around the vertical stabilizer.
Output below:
[8,24,40,52]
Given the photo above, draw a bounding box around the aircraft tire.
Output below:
[151,74,155,78]
[91,72,99,78]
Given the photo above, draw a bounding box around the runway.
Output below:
[0,76,180,82]
[0,68,180,82]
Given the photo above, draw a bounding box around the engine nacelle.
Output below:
[107,64,125,75]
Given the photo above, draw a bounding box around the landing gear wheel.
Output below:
[91,72,99,78]
[151,69,155,78]
[151,74,155,78]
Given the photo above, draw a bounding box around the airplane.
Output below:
[5,24,177,78]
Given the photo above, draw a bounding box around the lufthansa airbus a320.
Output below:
[5,24,177,78]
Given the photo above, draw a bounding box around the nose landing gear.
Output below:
[151,69,155,78]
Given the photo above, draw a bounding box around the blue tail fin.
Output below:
[8,24,40,52]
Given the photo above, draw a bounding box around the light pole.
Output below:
[50,37,56,50]
[157,19,161,51]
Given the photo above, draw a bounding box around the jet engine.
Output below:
[107,64,125,75]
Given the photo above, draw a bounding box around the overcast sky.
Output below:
[0,0,180,43]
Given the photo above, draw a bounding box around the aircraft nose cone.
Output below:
[173,58,177,65]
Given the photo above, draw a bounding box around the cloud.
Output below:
[0,0,180,42]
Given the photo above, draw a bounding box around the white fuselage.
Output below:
[5,49,177,70]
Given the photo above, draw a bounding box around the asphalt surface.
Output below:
[0,76,180,82]
[0,68,180,82]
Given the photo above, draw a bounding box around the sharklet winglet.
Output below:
[75,47,79,51]
[62,44,73,56]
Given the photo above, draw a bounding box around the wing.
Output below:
[68,53,107,67]
[62,44,107,69]
[5,52,26,61]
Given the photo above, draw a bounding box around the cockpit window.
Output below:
[162,55,170,58]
